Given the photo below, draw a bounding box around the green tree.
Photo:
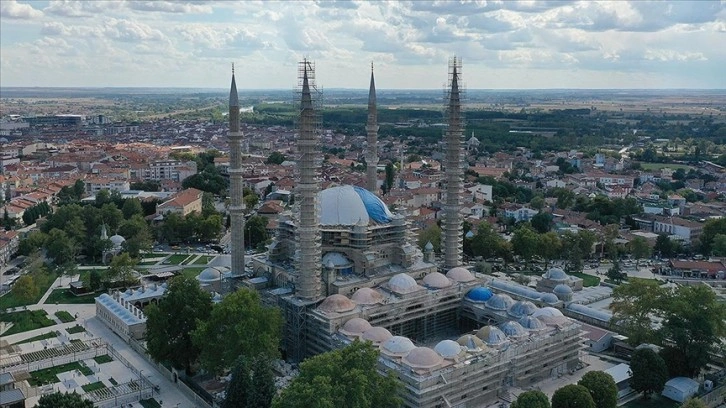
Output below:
[417,224,441,253]
[529,195,545,211]
[530,211,553,233]
[273,340,401,408]
[464,222,509,260]
[37,392,93,408]
[243,193,259,213]
[551,384,595,408]
[711,234,726,256]
[511,390,551,408]
[72,179,86,200]
[266,151,287,165]
[89,269,102,291]
[629,237,652,267]
[654,234,677,258]
[95,189,112,207]
[145,276,212,373]
[679,398,707,408]
[611,278,664,345]
[193,288,282,374]
[577,371,618,408]
[106,253,138,284]
[384,162,395,192]
[244,216,269,249]
[606,261,625,284]
[511,226,539,267]
[121,198,144,219]
[630,348,668,399]
[118,214,153,258]
[11,274,39,305]
[223,356,275,408]
[100,203,123,234]
[700,218,726,255]
[537,231,562,267]
[202,192,218,217]
[46,228,77,265]
[560,230,596,273]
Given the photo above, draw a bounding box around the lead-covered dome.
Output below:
[110,234,126,248]
[339,318,372,337]
[457,334,487,351]
[476,326,508,346]
[532,307,567,325]
[318,294,356,313]
[446,267,475,282]
[499,321,528,338]
[319,185,393,226]
[466,287,493,302]
[486,293,515,311]
[197,266,227,283]
[388,273,421,294]
[422,272,452,289]
[544,267,568,281]
[519,315,547,331]
[540,293,560,304]
[508,300,538,318]
[434,340,465,360]
[361,327,392,344]
[403,347,443,370]
[351,287,384,305]
[382,336,416,357]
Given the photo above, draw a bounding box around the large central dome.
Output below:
[318,185,393,226]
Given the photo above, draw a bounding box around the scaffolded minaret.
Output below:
[365,63,379,193]
[442,57,464,270]
[228,64,245,276]
[295,60,322,301]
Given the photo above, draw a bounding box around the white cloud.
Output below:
[127,1,213,14]
[0,0,43,19]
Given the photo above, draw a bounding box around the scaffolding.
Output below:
[227,65,245,277]
[294,58,323,302]
[442,57,465,270]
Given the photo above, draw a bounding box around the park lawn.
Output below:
[12,331,59,345]
[640,162,692,171]
[192,256,212,265]
[29,361,93,386]
[66,324,86,334]
[2,310,55,336]
[45,289,97,305]
[139,260,160,265]
[54,310,75,323]
[82,381,106,392]
[139,252,163,259]
[140,399,162,408]
[94,354,113,364]
[570,272,601,287]
[0,272,57,309]
[165,254,189,265]
[181,267,205,280]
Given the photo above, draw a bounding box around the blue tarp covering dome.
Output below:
[466,287,493,302]
[318,185,393,225]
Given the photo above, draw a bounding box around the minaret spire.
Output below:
[443,56,464,270]
[366,62,379,193]
[228,64,245,277]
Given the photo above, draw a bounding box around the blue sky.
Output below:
[1,0,724,89]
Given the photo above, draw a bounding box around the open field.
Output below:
[640,162,693,171]
[45,289,97,304]
[2,310,55,335]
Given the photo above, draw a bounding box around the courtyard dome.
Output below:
[532,307,567,325]
[403,347,443,370]
[485,293,515,311]
[382,336,416,357]
[554,284,573,295]
[544,267,568,281]
[318,294,356,313]
[319,185,393,226]
[446,267,475,282]
[361,326,392,344]
[519,316,547,331]
[499,321,528,338]
[351,287,384,305]
[434,340,465,360]
[476,326,508,346]
[466,287,493,303]
[197,267,225,283]
[339,318,372,337]
[422,272,452,289]
[457,334,487,351]
[110,234,126,248]
[508,301,538,318]
[540,293,560,304]
[388,273,421,294]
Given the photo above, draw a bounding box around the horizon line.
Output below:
[2,86,725,91]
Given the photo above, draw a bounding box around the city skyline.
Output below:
[1,0,725,90]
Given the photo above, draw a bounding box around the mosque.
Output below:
[230,59,586,408]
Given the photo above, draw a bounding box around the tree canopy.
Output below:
[511,390,551,408]
[630,348,668,399]
[577,371,618,408]
[272,340,402,408]
[36,392,93,408]
[551,384,595,408]
[223,356,276,408]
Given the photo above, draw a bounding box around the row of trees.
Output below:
[511,371,616,408]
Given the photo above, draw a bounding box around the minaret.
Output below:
[295,60,322,301]
[443,57,464,270]
[228,64,245,277]
[365,63,379,193]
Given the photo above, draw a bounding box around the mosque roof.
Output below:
[446,267,475,282]
[508,300,538,318]
[434,340,465,360]
[485,293,515,311]
[456,334,486,351]
[197,267,228,283]
[322,252,352,267]
[475,326,508,346]
[466,287,493,302]
[403,347,443,370]
[499,321,528,338]
[339,317,372,336]
[351,287,384,305]
[554,284,573,295]
[540,293,560,304]
[361,326,392,344]
[387,273,421,294]
[544,267,568,281]
[318,294,356,313]
[110,234,126,247]
[319,185,393,226]
[519,315,547,331]
[382,336,416,356]
[422,272,452,289]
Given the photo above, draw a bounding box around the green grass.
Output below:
[93,354,113,364]
[45,289,97,304]
[140,252,163,259]
[82,381,106,392]
[54,310,75,323]
[2,310,55,336]
[192,256,211,265]
[12,330,59,345]
[139,260,160,265]
[570,272,601,287]
[622,394,679,408]
[140,399,162,408]
[0,272,57,309]
[165,254,189,265]
[29,361,93,386]
[66,324,86,334]
[181,267,205,280]
[640,162,693,171]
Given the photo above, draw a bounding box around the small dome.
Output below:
[197,267,223,282]
[351,287,384,305]
[110,234,126,247]
[322,252,352,268]
[318,294,356,313]
[499,321,528,338]
[532,307,567,325]
[457,334,487,351]
[361,327,392,344]
[388,273,420,294]
[544,267,568,281]
[485,293,515,311]
[519,316,547,331]
[475,326,508,346]
[403,347,443,370]
[508,301,538,318]
[446,267,475,282]
[422,272,452,289]
[382,336,416,356]
[554,284,573,295]
[466,287,493,302]
[434,340,464,360]
[339,318,372,337]
[424,241,434,251]
[540,293,560,304]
